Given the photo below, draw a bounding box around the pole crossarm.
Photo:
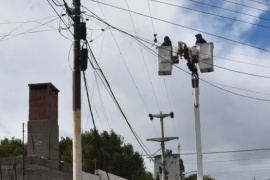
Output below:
[147,137,179,142]
[146,112,177,180]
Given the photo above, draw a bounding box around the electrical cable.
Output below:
[83,4,152,114]
[197,58,270,79]
[88,0,270,54]
[220,0,270,15]
[84,23,270,64]
[215,55,270,69]
[185,0,270,22]
[46,0,73,35]
[0,15,58,25]
[0,29,57,40]
[145,0,156,33]
[176,66,270,102]
[207,80,270,96]
[151,0,270,30]
[88,45,153,156]
[0,18,59,42]
[248,0,270,7]
[124,0,162,112]
[87,12,270,102]
[181,147,270,156]
[83,70,111,180]
[52,0,64,6]
[83,71,98,136]
[86,40,153,156]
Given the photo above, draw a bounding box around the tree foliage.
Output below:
[59,129,154,180]
[0,137,26,157]
[183,174,215,180]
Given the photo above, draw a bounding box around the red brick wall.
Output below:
[29,84,58,123]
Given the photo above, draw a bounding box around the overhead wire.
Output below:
[145,0,156,33]
[88,0,270,54]
[175,65,270,102]
[184,0,270,22]
[84,24,270,63]
[0,29,57,40]
[207,80,270,96]
[46,0,73,35]
[220,0,270,15]
[248,0,270,7]
[0,15,58,25]
[83,4,152,114]
[124,0,162,112]
[181,147,270,156]
[197,58,270,79]
[151,0,270,30]
[0,18,59,42]
[87,11,270,102]
[85,40,153,156]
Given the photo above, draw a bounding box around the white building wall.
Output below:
[154,154,183,180]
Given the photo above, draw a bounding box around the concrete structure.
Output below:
[154,153,185,180]
[0,83,128,180]
[27,83,60,169]
[0,156,72,180]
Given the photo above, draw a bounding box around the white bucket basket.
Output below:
[197,42,214,73]
[157,46,173,75]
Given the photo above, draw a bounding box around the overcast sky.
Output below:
[1,0,270,179]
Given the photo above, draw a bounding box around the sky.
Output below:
[1,0,270,179]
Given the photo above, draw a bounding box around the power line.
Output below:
[185,0,270,22]
[46,0,73,35]
[220,0,270,15]
[208,80,270,96]
[124,0,162,112]
[177,65,270,102]
[52,0,64,6]
[145,0,156,33]
[180,147,270,155]
[0,29,57,39]
[0,18,59,42]
[199,59,270,79]
[215,55,270,69]
[86,41,153,156]
[88,0,270,54]
[87,12,270,102]
[83,4,152,114]
[248,0,270,7]
[0,15,58,25]
[151,0,270,30]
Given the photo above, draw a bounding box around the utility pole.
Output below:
[72,0,82,179]
[147,112,178,180]
[192,75,203,180]
[157,40,214,180]
[22,123,24,180]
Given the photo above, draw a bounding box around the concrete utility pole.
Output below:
[147,112,178,180]
[22,123,25,180]
[192,76,203,180]
[72,0,82,179]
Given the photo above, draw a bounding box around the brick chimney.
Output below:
[27,83,59,168]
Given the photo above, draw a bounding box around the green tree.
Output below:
[0,137,26,157]
[60,129,154,180]
[59,136,72,165]
[183,174,215,180]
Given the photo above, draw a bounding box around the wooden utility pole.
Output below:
[72,0,82,179]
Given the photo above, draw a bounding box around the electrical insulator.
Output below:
[80,48,88,71]
[80,22,87,40]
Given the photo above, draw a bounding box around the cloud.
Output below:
[1,0,270,178]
